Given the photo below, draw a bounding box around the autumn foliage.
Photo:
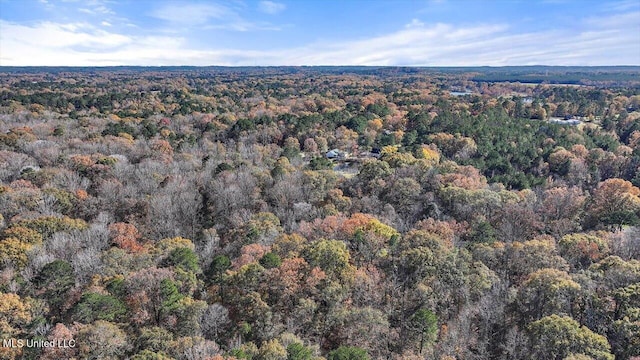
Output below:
[0,67,639,359]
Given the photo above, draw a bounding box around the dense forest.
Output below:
[0,66,639,360]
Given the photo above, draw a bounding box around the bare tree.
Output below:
[200,303,230,342]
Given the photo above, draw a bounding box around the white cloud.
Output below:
[608,0,640,11]
[259,1,286,15]
[0,21,130,50]
[405,19,424,28]
[76,0,114,15]
[148,2,280,32]
[281,22,511,66]
[1,10,638,66]
[278,12,640,66]
[585,10,640,28]
[149,3,229,25]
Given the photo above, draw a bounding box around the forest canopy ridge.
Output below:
[1,66,638,86]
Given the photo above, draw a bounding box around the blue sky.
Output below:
[0,0,639,66]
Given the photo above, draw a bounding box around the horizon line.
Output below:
[1,65,640,69]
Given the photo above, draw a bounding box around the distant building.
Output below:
[550,118,582,126]
[326,149,348,159]
[450,91,474,97]
[357,150,381,159]
[326,149,339,158]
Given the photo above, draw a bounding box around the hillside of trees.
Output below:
[0,67,639,360]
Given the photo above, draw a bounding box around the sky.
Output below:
[0,0,639,66]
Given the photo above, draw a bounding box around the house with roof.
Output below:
[326,149,348,160]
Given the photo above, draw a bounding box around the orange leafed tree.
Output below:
[588,178,640,229]
[109,222,145,253]
[233,243,269,269]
